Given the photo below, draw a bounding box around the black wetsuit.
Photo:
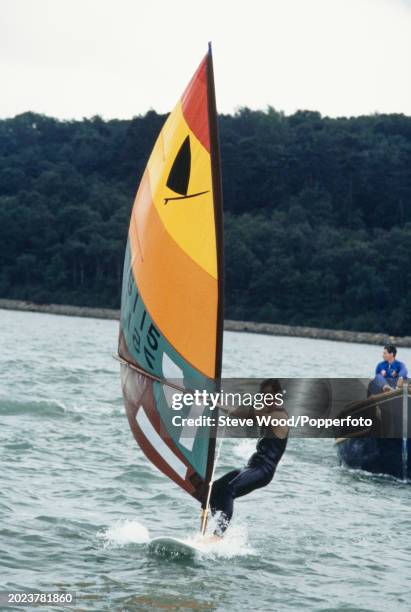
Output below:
[209,425,287,535]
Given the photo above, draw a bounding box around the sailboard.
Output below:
[148,536,207,558]
[118,44,224,533]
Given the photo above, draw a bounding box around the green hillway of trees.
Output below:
[1,108,411,335]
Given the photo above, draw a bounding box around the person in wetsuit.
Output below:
[209,378,288,538]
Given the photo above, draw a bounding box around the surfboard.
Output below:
[148,536,206,557]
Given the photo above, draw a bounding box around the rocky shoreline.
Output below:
[1,298,411,347]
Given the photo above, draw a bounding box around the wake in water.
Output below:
[98,518,255,559]
[0,396,67,417]
[336,463,410,486]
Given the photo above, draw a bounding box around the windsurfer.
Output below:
[206,378,288,539]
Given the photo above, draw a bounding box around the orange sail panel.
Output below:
[118,47,223,506]
[129,55,220,379]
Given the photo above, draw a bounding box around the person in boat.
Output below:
[208,378,288,539]
[368,344,408,395]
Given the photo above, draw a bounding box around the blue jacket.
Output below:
[375,359,408,379]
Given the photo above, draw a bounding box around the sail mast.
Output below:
[207,41,225,381]
[200,42,224,533]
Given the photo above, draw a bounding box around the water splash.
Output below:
[98,519,150,547]
[187,522,256,559]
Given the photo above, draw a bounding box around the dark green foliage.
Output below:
[1,108,411,334]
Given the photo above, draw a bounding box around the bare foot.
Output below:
[201,534,223,544]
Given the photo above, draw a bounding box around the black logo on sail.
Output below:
[164,136,209,204]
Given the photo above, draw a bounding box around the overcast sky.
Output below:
[1,0,410,120]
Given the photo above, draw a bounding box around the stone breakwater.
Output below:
[1,299,411,348]
[224,319,411,347]
[0,299,119,320]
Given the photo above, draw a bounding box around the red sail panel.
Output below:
[181,56,210,152]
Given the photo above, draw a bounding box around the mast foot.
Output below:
[200,508,209,535]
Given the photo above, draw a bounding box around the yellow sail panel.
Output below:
[147,101,217,279]
[128,55,220,378]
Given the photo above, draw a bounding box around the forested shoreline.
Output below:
[1,109,411,335]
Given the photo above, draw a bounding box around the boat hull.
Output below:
[336,437,411,481]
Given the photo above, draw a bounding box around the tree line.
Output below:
[0,108,410,335]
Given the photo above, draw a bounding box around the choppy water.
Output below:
[1,309,410,611]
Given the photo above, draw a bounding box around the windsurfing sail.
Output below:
[118,44,224,512]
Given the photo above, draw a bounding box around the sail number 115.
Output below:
[127,275,160,370]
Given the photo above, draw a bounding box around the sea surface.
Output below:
[1,309,410,611]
